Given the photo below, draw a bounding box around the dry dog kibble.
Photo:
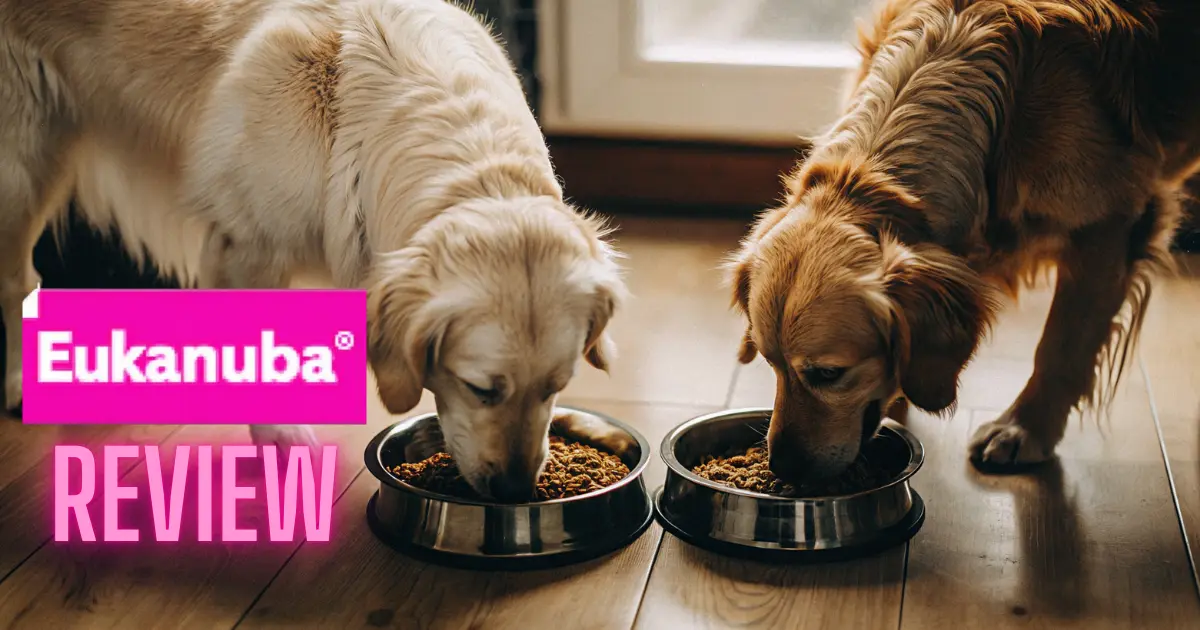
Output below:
[389,437,630,501]
[692,446,892,497]
[389,452,477,498]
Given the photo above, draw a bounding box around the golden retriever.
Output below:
[0,0,624,500]
[728,0,1200,479]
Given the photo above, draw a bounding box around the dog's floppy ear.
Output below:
[581,264,624,372]
[567,210,627,372]
[725,207,790,364]
[366,249,448,414]
[726,251,759,365]
[564,207,626,372]
[882,239,996,413]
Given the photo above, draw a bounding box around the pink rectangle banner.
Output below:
[21,289,367,425]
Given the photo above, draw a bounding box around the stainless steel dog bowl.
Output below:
[655,408,925,562]
[364,406,653,570]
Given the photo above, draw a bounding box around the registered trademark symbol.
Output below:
[334,331,355,351]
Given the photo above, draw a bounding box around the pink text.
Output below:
[53,444,337,543]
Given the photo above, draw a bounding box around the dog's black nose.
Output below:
[487,474,536,503]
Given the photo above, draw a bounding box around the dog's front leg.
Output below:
[0,254,38,416]
[970,218,1140,469]
[0,200,53,416]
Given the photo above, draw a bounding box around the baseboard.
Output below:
[547,135,802,215]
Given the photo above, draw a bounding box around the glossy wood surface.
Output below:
[0,218,1196,629]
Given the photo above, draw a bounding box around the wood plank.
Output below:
[634,540,905,630]
[239,401,714,630]
[1138,254,1200,595]
[0,422,178,581]
[0,425,293,629]
[561,216,747,407]
[239,472,659,630]
[0,380,431,628]
[898,286,1200,628]
[726,355,775,410]
[0,419,140,492]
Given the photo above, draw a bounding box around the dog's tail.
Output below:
[1088,186,1183,411]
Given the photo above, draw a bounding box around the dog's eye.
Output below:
[463,381,501,406]
[803,366,847,387]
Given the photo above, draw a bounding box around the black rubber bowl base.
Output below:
[653,487,925,564]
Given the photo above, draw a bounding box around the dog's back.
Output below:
[0,0,555,286]
[0,0,297,283]
[1027,0,1200,177]
[1,0,269,160]
[842,0,1200,257]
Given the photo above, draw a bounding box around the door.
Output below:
[538,0,875,145]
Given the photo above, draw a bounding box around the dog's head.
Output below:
[366,196,624,501]
[727,161,996,481]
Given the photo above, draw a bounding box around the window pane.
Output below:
[640,0,876,67]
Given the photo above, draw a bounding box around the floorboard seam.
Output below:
[231,464,369,630]
[0,425,184,587]
[1139,354,1200,601]
[0,541,49,588]
[627,530,667,630]
[723,364,741,408]
[895,541,911,630]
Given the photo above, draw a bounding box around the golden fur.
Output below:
[729,0,1200,478]
[0,0,625,500]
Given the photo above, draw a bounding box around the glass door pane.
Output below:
[640,0,876,67]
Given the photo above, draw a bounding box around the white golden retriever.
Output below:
[0,0,624,500]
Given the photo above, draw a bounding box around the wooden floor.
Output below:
[1,215,1198,629]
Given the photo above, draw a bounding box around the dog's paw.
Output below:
[250,425,321,454]
[968,418,1055,471]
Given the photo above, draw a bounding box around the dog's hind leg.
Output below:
[969,192,1180,469]
[0,41,75,415]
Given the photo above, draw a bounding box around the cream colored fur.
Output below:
[0,0,624,499]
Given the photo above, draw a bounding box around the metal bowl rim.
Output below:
[364,405,651,507]
[659,406,925,502]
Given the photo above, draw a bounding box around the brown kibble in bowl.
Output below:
[692,446,893,497]
[388,437,630,501]
[388,452,477,498]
